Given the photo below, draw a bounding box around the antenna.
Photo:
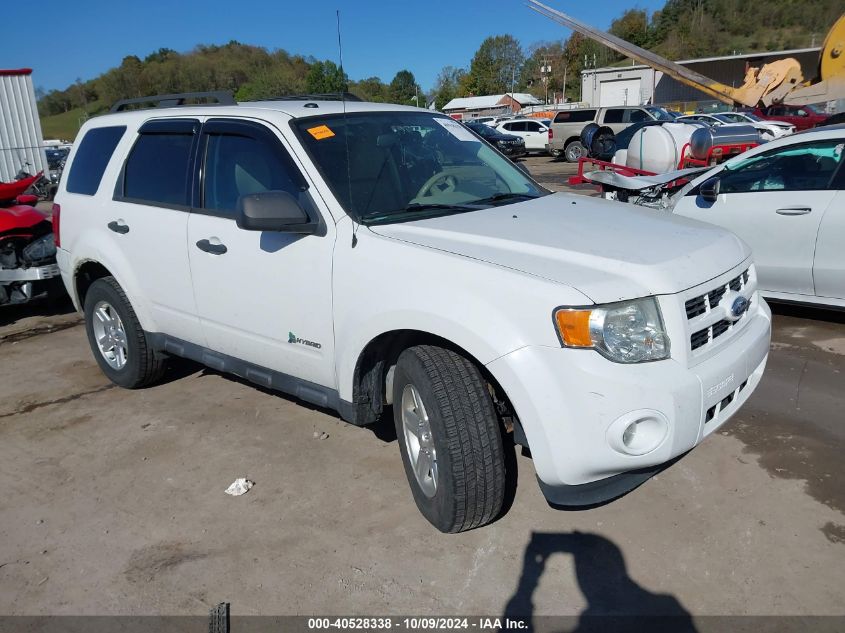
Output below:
[337,9,358,248]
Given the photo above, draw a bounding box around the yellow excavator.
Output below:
[527,0,845,107]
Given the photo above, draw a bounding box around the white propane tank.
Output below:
[613,149,628,165]
[626,123,700,173]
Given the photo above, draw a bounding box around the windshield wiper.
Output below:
[361,202,479,224]
[471,192,541,205]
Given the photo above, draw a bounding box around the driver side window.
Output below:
[718,140,844,194]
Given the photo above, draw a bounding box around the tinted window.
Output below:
[603,109,625,124]
[203,133,303,215]
[628,109,650,123]
[524,121,542,132]
[554,109,596,123]
[123,132,194,206]
[719,140,844,193]
[508,122,526,132]
[65,126,126,195]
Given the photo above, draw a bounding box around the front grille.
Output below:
[685,268,749,319]
[686,268,751,352]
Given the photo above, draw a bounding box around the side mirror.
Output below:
[515,162,531,175]
[699,177,721,203]
[236,191,317,233]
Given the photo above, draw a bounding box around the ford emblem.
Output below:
[731,296,750,320]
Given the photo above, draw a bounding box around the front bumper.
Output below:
[0,262,60,283]
[486,297,771,505]
[499,144,527,157]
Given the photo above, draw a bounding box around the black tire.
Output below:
[564,140,587,162]
[549,148,563,159]
[83,276,166,388]
[393,345,505,533]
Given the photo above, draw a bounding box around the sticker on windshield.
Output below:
[434,117,479,142]
[307,125,336,140]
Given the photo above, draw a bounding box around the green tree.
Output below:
[389,70,420,105]
[432,66,466,110]
[464,35,524,95]
[305,60,348,93]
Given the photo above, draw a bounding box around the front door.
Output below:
[186,118,336,389]
[674,138,843,297]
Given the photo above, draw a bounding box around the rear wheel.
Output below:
[83,276,166,388]
[393,345,505,533]
[565,140,587,162]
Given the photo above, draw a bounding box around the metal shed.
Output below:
[0,68,47,183]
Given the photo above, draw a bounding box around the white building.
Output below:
[0,68,48,183]
[580,48,822,108]
[442,93,543,119]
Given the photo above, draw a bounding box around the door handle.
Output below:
[195,239,227,255]
[107,221,129,234]
[776,207,811,215]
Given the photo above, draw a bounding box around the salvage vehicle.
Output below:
[0,174,62,306]
[55,92,771,532]
[580,127,845,309]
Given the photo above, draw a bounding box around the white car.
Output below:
[714,112,795,138]
[673,127,844,308]
[54,93,771,532]
[677,113,782,141]
[494,118,550,153]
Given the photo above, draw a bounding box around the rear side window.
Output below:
[121,119,197,207]
[65,126,126,195]
[554,109,596,123]
[603,109,625,123]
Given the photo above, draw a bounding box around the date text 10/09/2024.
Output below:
[307,618,529,630]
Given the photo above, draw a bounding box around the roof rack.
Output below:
[110,91,236,112]
[261,92,363,102]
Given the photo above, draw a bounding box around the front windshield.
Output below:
[293,112,546,224]
[646,107,675,121]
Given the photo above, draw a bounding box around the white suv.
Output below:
[55,93,772,532]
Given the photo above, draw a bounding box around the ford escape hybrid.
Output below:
[55,92,771,532]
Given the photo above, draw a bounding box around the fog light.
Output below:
[607,410,669,456]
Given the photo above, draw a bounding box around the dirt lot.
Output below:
[0,156,843,623]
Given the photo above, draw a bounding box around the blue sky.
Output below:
[1,0,663,94]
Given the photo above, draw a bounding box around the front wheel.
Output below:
[393,345,506,533]
[83,276,166,388]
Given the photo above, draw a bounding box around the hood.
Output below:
[0,205,49,235]
[368,192,749,304]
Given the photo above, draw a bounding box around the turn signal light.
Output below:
[554,309,592,347]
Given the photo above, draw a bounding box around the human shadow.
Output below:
[502,531,697,633]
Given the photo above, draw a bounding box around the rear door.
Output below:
[109,119,201,343]
[813,164,845,301]
[186,117,336,388]
[674,139,842,297]
[600,108,628,134]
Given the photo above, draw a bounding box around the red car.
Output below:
[751,104,828,131]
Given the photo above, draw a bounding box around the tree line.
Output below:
[39,0,839,118]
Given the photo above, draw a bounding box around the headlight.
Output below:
[553,297,670,363]
[21,233,57,264]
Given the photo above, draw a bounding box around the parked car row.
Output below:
[582,125,845,309]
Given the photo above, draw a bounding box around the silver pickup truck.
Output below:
[548,105,674,161]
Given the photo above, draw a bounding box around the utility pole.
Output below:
[540,54,552,104]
